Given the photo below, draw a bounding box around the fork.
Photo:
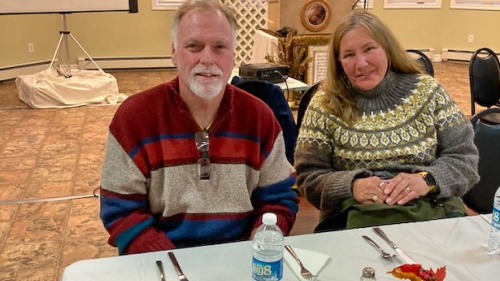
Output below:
[156,260,166,281]
[285,245,316,278]
[168,252,189,281]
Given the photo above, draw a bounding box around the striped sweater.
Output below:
[100,77,298,255]
[295,72,479,219]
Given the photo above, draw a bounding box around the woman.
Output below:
[294,10,479,231]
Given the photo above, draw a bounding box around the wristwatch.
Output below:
[418,171,436,192]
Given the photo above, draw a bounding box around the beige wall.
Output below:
[268,0,352,35]
[0,14,59,65]
[0,0,174,66]
[1,0,499,69]
[371,1,500,52]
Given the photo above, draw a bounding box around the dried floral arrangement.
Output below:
[266,34,330,81]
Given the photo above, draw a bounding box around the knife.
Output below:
[168,252,189,281]
[372,227,416,264]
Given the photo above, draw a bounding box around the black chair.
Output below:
[469,47,500,123]
[296,80,322,137]
[406,49,434,77]
[231,77,297,164]
[462,108,500,214]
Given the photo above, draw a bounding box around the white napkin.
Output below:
[284,246,331,280]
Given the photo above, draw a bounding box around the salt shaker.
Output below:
[360,267,376,281]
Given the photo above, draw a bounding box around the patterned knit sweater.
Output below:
[100,77,298,255]
[294,72,479,219]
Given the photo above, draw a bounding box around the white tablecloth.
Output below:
[250,29,279,64]
[61,216,500,281]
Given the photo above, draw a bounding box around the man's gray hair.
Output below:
[171,0,238,48]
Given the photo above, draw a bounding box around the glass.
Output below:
[195,130,210,180]
[360,267,376,281]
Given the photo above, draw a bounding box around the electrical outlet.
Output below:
[28,43,35,53]
[467,35,474,43]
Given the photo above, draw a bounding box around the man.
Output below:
[99,0,298,255]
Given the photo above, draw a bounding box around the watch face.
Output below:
[423,173,436,187]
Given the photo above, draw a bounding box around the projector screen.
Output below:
[0,0,138,15]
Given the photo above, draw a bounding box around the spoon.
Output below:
[362,235,396,259]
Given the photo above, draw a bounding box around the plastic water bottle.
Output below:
[487,186,500,255]
[252,213,284,281]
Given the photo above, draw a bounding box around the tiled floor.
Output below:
[0,62,473,281]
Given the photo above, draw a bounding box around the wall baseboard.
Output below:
[0,60,52,81]
[441,48,500,63]
[414,48,435,61]
[0,56,176,81]
[408,48,441,62]
[441,49,475,63]
[78,56,175,70]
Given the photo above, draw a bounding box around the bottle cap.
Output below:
[262,213,277,225]
[362,267,376,278]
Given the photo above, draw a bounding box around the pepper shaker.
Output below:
[360,267,376,281]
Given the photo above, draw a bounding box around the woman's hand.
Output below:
[352,176,389,204]
[382,173,429,205]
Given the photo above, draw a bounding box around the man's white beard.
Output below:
[190,65,224,101]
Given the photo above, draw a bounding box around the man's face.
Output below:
[172,8,235,101]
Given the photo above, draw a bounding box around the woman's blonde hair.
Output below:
[321,10,423,123]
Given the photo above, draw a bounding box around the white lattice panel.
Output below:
[221,0,268,66]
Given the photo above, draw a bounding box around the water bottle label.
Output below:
[252,257,283,281]
[492,207,500,230]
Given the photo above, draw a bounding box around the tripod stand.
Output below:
[49,13,102,78]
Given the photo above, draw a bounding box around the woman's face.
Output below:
[339,26,388,91]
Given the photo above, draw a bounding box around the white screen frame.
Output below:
[0,0,137,15]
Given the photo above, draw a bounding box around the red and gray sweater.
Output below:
[100,77,298,255]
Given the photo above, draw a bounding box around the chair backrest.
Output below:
[406,49,434,77]
[469,47,500,116]
[296,80,322,137]
[462,108,500,214]
[231,77,297,164]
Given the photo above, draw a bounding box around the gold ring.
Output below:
[405,187,411,194]
[372,195,378,202]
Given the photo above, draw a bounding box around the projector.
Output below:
[239,63,289,84]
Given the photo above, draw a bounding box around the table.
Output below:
[61,216,500,281]
[230,67,310,92]
[277,77,310,92]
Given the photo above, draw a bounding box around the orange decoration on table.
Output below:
[388,264,446,281]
